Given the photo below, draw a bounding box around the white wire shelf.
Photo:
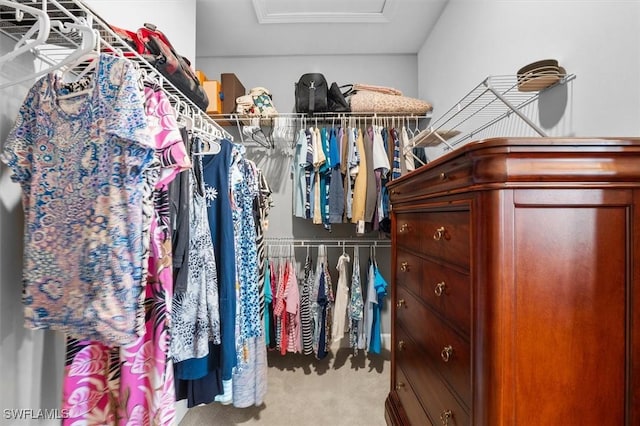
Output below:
[413,73,576,151]
[0,0,233,141]
[264,237,391,248]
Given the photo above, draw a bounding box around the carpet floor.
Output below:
[179,345,390,426]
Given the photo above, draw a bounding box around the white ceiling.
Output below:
[195,0,449,57]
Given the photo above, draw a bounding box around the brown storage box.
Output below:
[195,70,207,85]
[221,73,245,114]
[203,80,222,114]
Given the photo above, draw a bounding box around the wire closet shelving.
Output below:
[412,73,577,152]
[0,0,233,141]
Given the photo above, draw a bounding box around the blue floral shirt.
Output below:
[1,54,154,346]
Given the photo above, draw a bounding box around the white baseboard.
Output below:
[381,332,391,352]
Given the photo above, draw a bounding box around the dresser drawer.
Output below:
[396,325,470,426]
[396,287,471,404]
[395,212,424,253]
[396,249,424,299]
[394,365,433,426]
[420,210,470,269]
[421,258,471,336]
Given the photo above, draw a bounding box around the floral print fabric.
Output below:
[171,152,221,363]
[1,54,154,346]
[232,151,262,348]
[60,83,189,425]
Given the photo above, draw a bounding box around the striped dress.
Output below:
[300,252,315,355]
[349,246,365,354]
[254,168,272,326]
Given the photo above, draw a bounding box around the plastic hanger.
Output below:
[0,17,98,90]
[191,113,222,155]
[177,108,194,131]
[0,0,50,66]
[353,245,359,266]
[61,27,100,79]
[412,116,421,138]
[56,27,101,100]
[404,117,414,139]
[172,96,193,130]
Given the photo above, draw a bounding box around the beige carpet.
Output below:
[179,345,390,426]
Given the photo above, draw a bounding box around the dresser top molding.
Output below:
[388,137,640,202]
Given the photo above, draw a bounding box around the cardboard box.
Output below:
[221,73,246,114]
[203,80,222,114]
[195,70,207,85]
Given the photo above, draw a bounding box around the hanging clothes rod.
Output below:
[209,112,431,124]
[264,237,390,248]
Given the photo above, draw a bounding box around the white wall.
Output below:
[86,0,197,64]
[197,54,419,113]
[418,0,640,147]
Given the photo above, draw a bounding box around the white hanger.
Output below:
[144,68,163,87]
[56,24,101,100]
[412,116,421,138]
[403,117,411,138]
[176,102,194,131]
[0,0,50,66]
[191,112,222,155]
[60,32,99,79]
[165,94,193,134]
[0,17,98,90]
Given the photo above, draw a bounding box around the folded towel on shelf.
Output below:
[352,83,403,96]
[350,90,432,115]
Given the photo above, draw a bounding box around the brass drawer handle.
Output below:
[440,410,452,425]
[396,298,406,308]
[400,261,409,272]
[433,226,448,240]
[398,340,406,351]
[434,281,446,297]
[400,223,410,233]
[395,381,405,390]
[441,345,453,362]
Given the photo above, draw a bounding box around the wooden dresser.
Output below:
[384,138,640,426]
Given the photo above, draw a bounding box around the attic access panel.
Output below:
[252,0,396,23]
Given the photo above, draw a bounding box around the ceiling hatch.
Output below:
[252,0,397,24]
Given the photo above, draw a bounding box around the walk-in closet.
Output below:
[1,1,639,425]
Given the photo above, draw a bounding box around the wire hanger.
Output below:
[0,16,98,90]
[0,0,50,66]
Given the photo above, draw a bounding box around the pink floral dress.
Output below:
[61,83,190,425]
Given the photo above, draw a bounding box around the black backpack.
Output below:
[295,73,328,114]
